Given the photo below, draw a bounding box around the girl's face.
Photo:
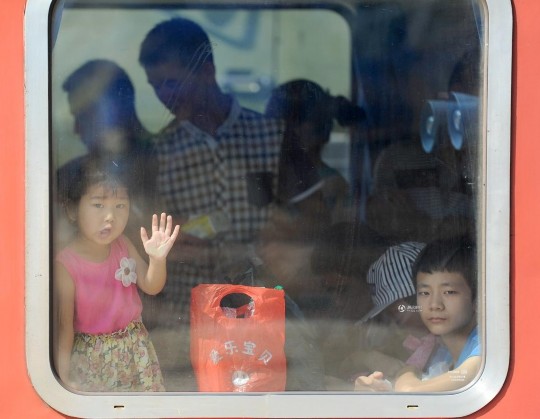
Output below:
[73,182,130,248]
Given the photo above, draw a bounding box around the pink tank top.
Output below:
[56,236,143,334]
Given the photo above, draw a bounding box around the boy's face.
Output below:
[416,271,476,339]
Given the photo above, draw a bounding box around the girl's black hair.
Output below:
[412,236,477,300]
[58,157,131,208]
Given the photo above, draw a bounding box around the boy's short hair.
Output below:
[412,237,477,300]
[139,17,214,68]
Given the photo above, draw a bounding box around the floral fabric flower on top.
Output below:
[115,257,137,287]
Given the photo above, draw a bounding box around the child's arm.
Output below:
[126,213,180,295]
[394,356,481,392]
[53,262,75,385]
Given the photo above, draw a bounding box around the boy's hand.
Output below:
[140,213,180,260]
[393,365,422,391]
[354,371,393,392]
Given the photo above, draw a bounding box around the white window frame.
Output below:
[25,0,512,417]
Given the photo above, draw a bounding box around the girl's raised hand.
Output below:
[141,213,180,259]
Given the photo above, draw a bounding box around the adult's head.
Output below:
[63,59,145,154]
[266,80,334,155]
[266,79,365,155]
[139,17,216,116]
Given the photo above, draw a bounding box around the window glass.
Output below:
[49,0,491,399]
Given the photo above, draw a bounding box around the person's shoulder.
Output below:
[238,106,266,118]
[319,164,346,181]
[236,107,284,143]
[239,106,283,126]
[469,326,479,341]
[465,326,480,357]
[153,119,188,140]
[55,243,85,281]
[56,244,75,263]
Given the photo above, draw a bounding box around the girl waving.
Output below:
[53,158,180,391]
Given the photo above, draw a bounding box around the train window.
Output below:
[25,0,511,417]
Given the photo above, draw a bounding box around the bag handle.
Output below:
[215,285,258,318]
[213,284,259,304]
[198,284,283,318]
[191,283,285,320]
[219,292,253,318]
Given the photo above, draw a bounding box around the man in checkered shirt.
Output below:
[139,17,283,325]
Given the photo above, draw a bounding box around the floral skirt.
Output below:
[70,320,165,392]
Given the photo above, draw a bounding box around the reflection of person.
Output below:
[57,59,157,246]
[265,79,364,226]
[366,49,479,244]
[355,237,479,392]
[53,158,180,391]
[256,81,365,307]
[365,139,472,243]
[138,17,283,323]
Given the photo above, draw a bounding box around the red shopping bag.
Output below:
[190,284,286,392]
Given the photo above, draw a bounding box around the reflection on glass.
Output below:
[51,0,484,393]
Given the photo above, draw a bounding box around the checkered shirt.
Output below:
[154,98,283,323]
